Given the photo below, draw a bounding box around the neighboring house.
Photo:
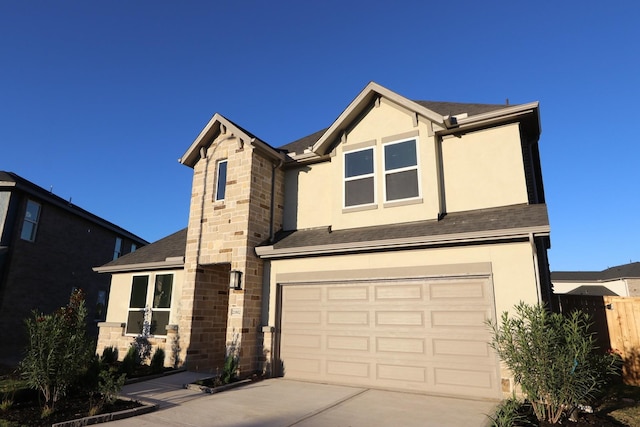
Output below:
[0,171,147,362]
[552,262,640,296]
[96,82,552,399]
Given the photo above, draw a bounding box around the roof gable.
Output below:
[180,113,284,168]
[309,82,445,156]
[279,82,539,158]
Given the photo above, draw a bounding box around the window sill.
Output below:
[383,197,423,208]
[342,203,378,214]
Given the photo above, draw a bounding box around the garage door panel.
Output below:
[376,337,425,354]
[430,310,489,328]
[434,366,495,390]
[327,335,370,351]
[279,278,500,398]
[376,311,424,326]
[429,281,487,300]
[327,311,369,325]
[327,360,370,377]
[432,338,491,358]
[327,286,369,301]
[377,364,427,382]
[282,310,322,325]
[375,284,423,300]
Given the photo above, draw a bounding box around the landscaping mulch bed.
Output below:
[0,395,142,427]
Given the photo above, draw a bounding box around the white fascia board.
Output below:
[93,259,184,273]
[255,225,550,259]
[438,102,540,135]
[312,82,446,156]
[180,113,284,167]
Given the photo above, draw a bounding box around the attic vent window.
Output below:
[344,147,375,207]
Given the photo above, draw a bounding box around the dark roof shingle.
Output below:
[266,204,548,251]
[100,228,186,268]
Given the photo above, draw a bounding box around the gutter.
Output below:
[256,225,550,259]
[94,257,184,273]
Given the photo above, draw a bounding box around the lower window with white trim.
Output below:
[126,273,173,336]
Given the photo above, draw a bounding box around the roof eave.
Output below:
[256,225,550,259]
[94,257,185,273]
[179,113,285,168]
[438,102,540,136]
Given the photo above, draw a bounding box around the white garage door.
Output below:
[278,277,500,399]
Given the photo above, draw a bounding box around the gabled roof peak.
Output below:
[180,113,284,168]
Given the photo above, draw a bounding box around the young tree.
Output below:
[20,289,93,416]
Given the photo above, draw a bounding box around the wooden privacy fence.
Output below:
[558,295,640,385]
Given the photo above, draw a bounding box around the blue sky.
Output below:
[1,1,638,271]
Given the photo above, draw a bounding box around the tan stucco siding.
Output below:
[265,241,539,327]
[441,123,528,212]
[105,269,184,332]
[283,162,332,230]
[330,98,440,231]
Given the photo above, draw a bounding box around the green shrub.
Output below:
[150,348,166,374]
[19,289,92,416]
[119,345,137,377]
[221,354,239,384]
[488,302,618,424]
[100,346,119,366]
[487,395,532,427]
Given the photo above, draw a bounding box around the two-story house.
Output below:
[96,82,551,399]
[0,171,147,363]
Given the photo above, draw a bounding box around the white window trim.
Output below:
[125,273,174,337]
[382,137,421,203]
[20,199,41,242]
[214,159,228,202]
[343,146,377,209]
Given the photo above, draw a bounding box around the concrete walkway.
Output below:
[112,372,497,427]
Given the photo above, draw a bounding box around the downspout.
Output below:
[269,160,284,243]
[529,233,543,304]
[434,134,446,219]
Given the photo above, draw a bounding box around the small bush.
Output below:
[100,346,119,366]
[20,289,92,415]
[487,396,532,427]
[119,346,137,377]
[488,302,618,424]
[221,354,239,384]
[150,348,166,374]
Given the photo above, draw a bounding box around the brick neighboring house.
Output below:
[96,82,552,399]
[552,262,640,296]
[0,171,147,362]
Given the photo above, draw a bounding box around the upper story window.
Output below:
[215,159,228,201]
[20,200,41,242]
[113,237,122,260]
[126,274,174,336]
[344,147,375,207]
[131,243,137,253]
[383,138,420,202]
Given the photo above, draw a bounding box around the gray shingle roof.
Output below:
[278,100,513,154]
[0,171,148,244]
[266,203,548,251]
[100,228,186,268]
[552,262,640,282]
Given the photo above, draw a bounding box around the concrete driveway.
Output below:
[111,372,497,427]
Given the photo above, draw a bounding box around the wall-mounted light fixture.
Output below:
[229,270,242,290]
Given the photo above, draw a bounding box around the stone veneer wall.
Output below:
[178,133,284,374]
